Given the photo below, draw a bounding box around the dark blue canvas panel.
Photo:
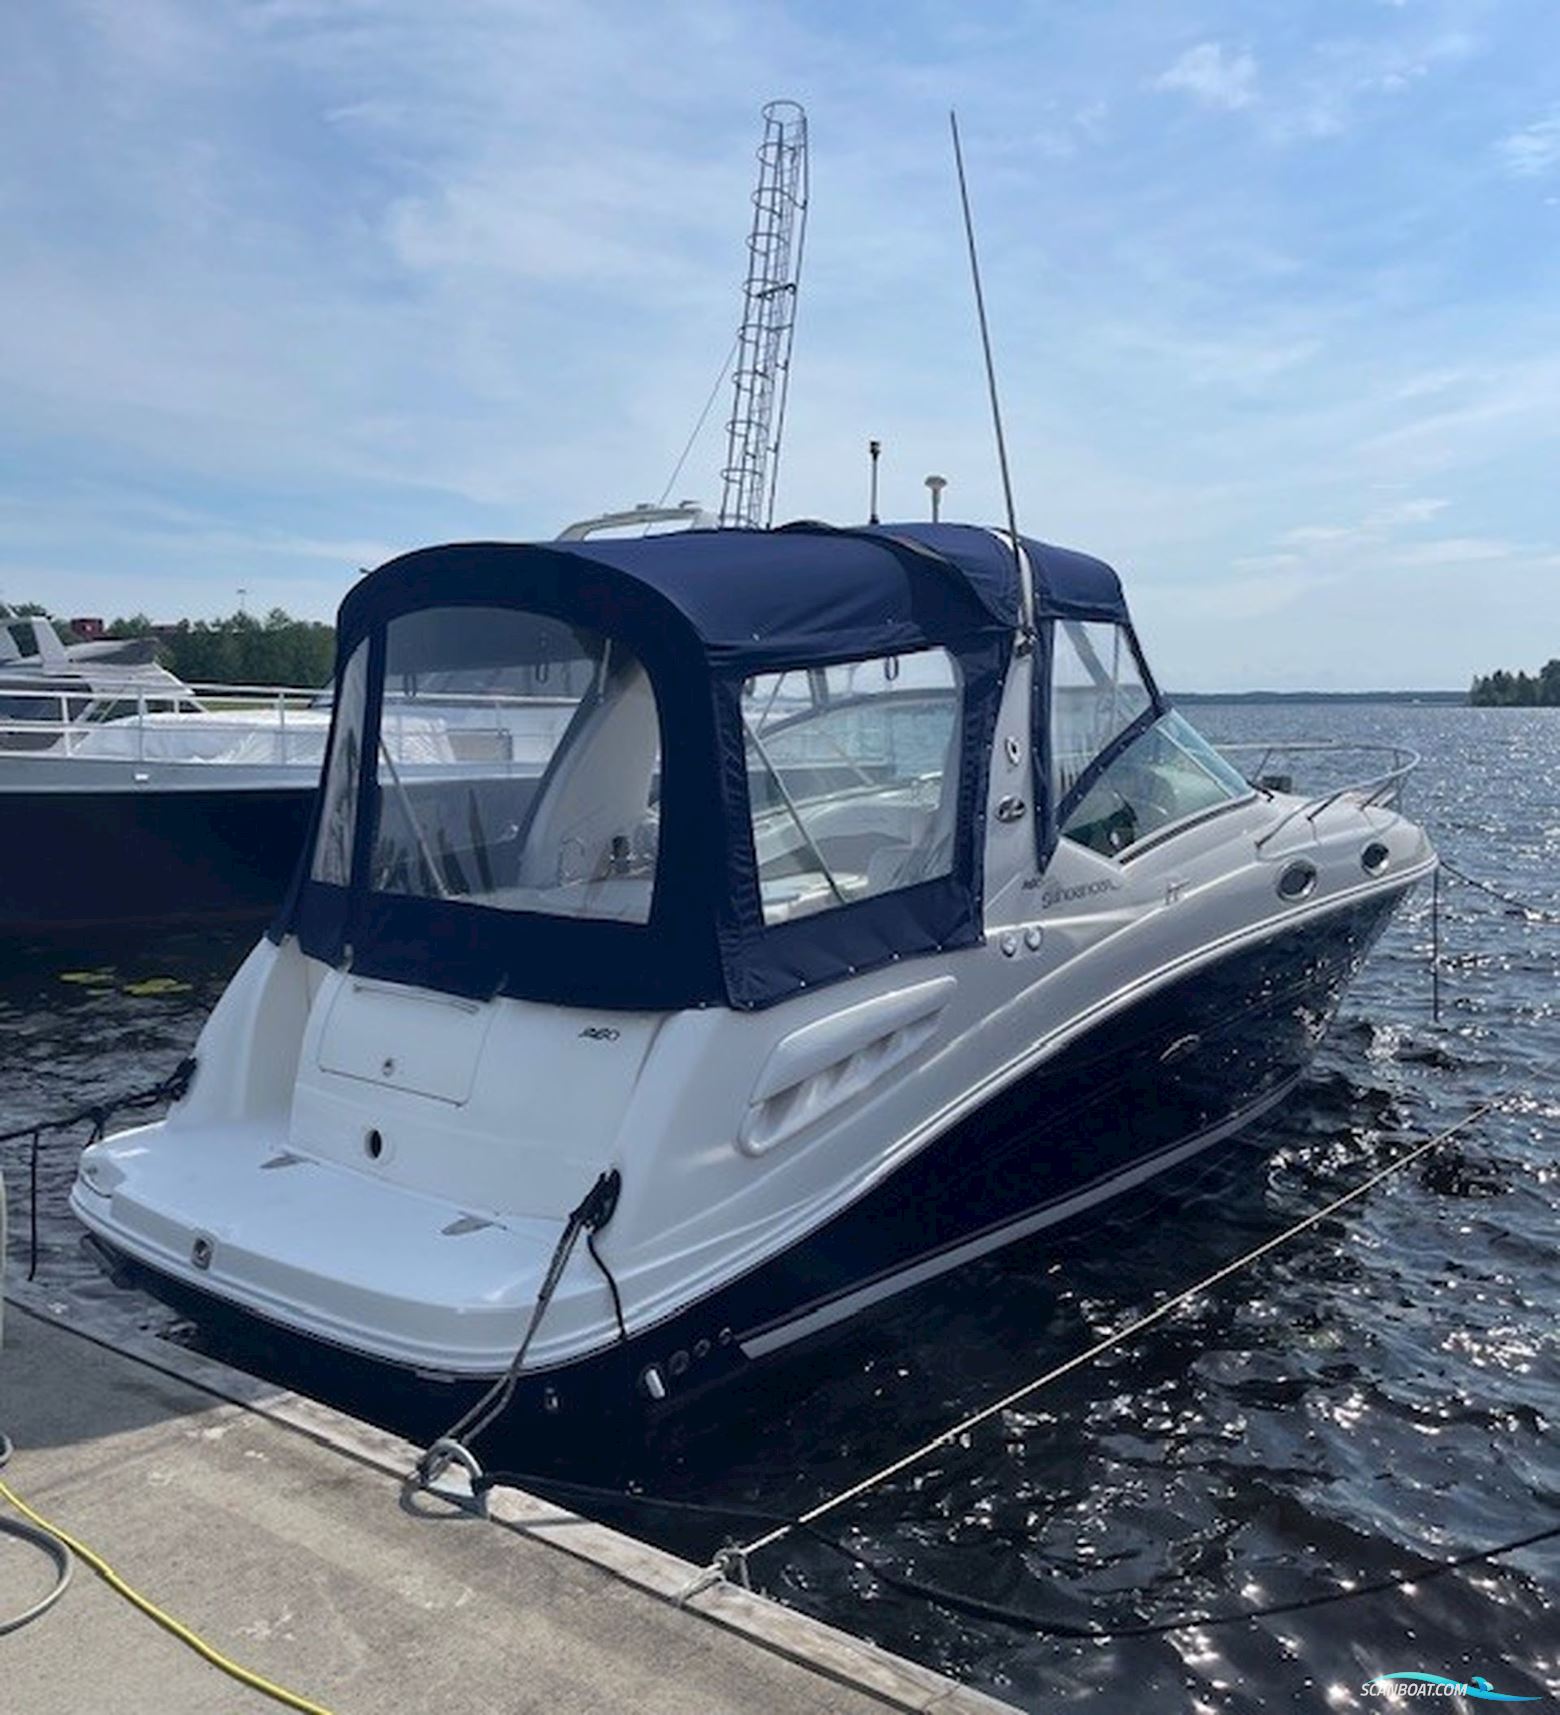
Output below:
[720,876,985,1010]
[1026,541,1128,623]
[860,525,1127,627]
[282,545,732,1009]
[784,523,1128,628]
[339,891,722,1010]
[329,527,1122,661]
[335,531,1012,674]
[710,634,1011,1009]
[785,522,1023,629]
[276,523,1120,1012]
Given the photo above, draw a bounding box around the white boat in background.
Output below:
[0,610,321,932]
[0,606,575,934]
[71,519,1434,1458]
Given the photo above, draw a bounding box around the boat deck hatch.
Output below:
[316,978,494,1105]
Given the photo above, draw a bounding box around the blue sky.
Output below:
[2,0,1557,689]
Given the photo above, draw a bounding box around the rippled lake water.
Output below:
[3,703,1556,1713]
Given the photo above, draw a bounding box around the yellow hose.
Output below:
[0,1475,337,1715]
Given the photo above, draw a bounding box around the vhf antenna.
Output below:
[949,111,1030,633]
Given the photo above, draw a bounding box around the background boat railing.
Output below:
[0,685,580,765]
[1216,740,1422,851]
[0,683,322,761]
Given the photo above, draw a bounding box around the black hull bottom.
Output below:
[0,786,314,934]
[92,882,1411,1471]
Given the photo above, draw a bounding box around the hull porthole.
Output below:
[1277,860,1318,902]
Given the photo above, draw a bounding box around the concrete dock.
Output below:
[0,1299,1013,1715]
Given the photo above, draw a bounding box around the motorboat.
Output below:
[1,612,198,752]
[70,521,1434,1450]
[0,610,576,935]
[0,611,320,932]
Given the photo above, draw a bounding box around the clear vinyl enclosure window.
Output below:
[311,640,368,885]
[1050,621,1153,803]
[743,650,962,925]
[357,607,661,922]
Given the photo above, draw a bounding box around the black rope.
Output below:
[474,1469,791,1525]
[1430,859,1559,1021]
[471,1468,1559,1641]
[416,1166,624,1477]
[586,1229,628,1345]
[1,1057,197,1281]
[0,1056,197,1150]
[27,1130,40,1284]
[1431,865,1442,1022]
[811,1519,1560,1641]
[1440,860,1560,924]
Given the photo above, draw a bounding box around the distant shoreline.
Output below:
[1172,690,1467,705]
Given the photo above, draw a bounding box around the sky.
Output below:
[2,0,1558,690]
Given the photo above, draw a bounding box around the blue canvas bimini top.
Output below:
[328,520,1126,667]
[275,522,1137,1011]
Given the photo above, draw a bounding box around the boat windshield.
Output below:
[311,606,662,923]
[0,692,60,723]
[1050,620,1250,857]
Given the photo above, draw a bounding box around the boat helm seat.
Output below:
[515,656,659,894]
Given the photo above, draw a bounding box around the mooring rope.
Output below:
[1439,859,1560,924]
[468,1103,1546,1639]
[726,1099,1500,1572]
[0,1057,196,1280]
[467,1463,1559,1639]
[1430,859,1559,1021]
[795,1514,1560,1639]
[415,1167,625,1487]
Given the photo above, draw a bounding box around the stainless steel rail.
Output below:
[0,686,579,764]
[1217,740,1422,851]
[0,683,323,761]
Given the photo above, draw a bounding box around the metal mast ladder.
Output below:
[719,101,809,531]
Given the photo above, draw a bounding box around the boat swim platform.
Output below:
[0,1290,1014,1715]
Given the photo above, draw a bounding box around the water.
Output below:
[3,704,1556,1712]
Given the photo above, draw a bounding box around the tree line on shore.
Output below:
[1468,661,1560,706]
[8,605,336,688]
[104,610,336,688]
[12,599,1558,704]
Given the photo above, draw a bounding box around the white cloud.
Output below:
[1268,497,1454,560]
[1103,323,1321,390]
[0,0,1555,687]
[1276,28,1478,141]
[1372,496,1449,526]
[1497,111,1560,178]
[1155,42,1259,112]
[1150,563,1343,622]
[1357,354,1560,471]
[1384,535,1519,568]
[1278,524,1359,548]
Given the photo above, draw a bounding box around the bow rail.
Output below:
[1216,740,1421,852]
